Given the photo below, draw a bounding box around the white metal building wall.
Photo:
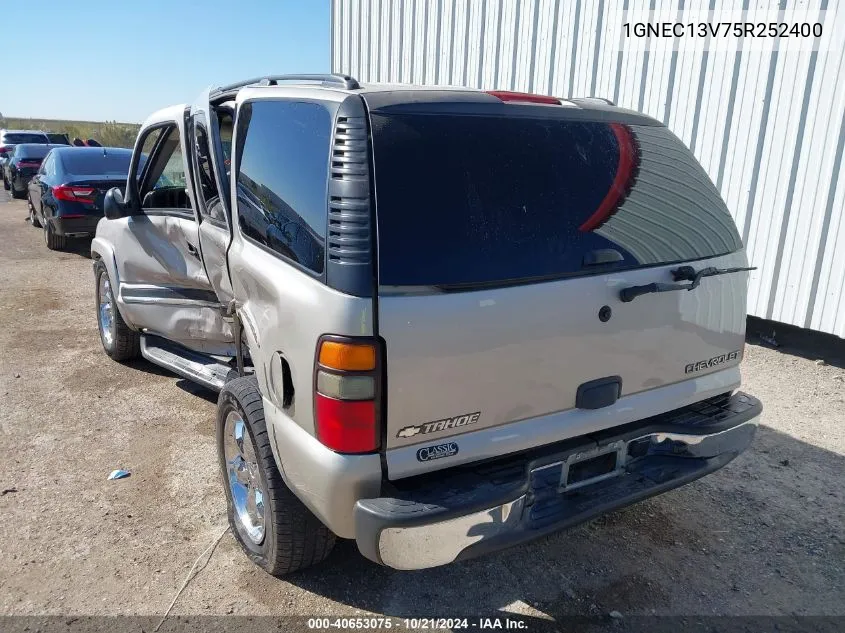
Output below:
[332,0,845,338]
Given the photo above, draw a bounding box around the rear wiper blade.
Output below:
[619,265,756,303]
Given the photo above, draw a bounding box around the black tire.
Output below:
[93,260,140,360]
[44,221,67,250]
[217,376,336,576]
[28,197,41,228]
[2,176,8,191]
[11,185,25,199]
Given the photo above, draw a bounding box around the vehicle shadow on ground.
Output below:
[122,357,175,379]
[121,358,219,403]
[23,213,94,259]
[277,423,844,623]
[59,238,93,259]
[746,316,845,370]
[175,378,218,403]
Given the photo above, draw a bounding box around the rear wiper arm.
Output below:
[619,265,756,303]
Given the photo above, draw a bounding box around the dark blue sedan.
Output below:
[27,146,133,250]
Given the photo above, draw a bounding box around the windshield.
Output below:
[370,113,742,288]
[62,150,133,176]
[4,133,48,144]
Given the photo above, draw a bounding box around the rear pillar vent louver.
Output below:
[326,99,374,297]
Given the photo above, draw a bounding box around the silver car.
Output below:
[92,74,761,575]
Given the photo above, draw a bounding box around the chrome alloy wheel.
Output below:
[97,274,114,349]
[223,411,266,544]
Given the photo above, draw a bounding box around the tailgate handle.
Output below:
[576,376,622,410]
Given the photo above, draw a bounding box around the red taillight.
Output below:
[314,395,377,453]
[314,336,380,453]
[53,185,96,203]
[486,90,561,105]
[0,146,10,155]
[578,123,639,232]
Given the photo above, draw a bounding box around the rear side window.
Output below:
[192,120,226,223]
[370,114,742,288]
[235,100,330,274]
[62,151,132,175]
[46,133,70,144]
[40,154,54,176]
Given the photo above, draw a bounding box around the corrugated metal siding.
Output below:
[332,0,845,338]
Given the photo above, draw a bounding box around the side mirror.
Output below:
[104,187,127,220]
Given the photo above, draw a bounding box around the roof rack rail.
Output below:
[212,73,360,96]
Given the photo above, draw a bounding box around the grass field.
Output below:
[1,116,140,148]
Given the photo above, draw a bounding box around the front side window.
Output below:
[235,100,331,274]
[139,126,191,211]
[156,135,186,190]
[136,127,165,181]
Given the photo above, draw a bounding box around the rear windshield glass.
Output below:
[370,114,742,288]
[4,133,48,144]
[18,145,51,159]
[61,151,132,175]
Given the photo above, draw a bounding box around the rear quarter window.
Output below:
[235,100,331,275]
[370,113,742,288]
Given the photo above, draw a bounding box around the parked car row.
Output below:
[1,128,132,250]
[0,128,70,171]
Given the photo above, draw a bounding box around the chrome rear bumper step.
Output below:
[355,392,762,570]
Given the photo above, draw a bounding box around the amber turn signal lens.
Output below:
[318,340,377,371]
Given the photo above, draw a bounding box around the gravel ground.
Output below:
[0,191,843,628]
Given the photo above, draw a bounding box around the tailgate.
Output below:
[380,252,748,448]
[369,109,749,472]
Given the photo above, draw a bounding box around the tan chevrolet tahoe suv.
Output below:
[91,74,761,575]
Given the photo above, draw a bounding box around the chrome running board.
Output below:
[140,334,231,392]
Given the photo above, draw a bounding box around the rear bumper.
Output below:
[354,392,761,570]
[52,215,101,237]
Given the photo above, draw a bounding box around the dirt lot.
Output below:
[0,190,843,628]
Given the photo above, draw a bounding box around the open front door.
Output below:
[100,108,235,357]
[189,89,235,306]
